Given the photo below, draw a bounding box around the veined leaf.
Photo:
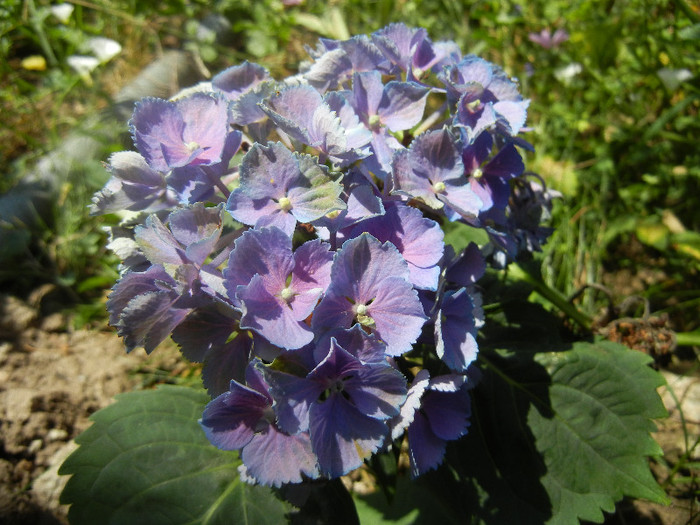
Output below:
[446,339,669,524]
[59,385,291,525]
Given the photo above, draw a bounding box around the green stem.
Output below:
[27,0,58,67]
[675,330,700,347]
[510,262,593,332]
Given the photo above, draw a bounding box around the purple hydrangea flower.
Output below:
[90,151,175,214]
[462,132,525,212]
[167,129,242,204]
[349,201,444,291]
[390,371,472,477]
[227,141,345,236]
[263,338,407,478]
[371,23,429,75]
[304,35,389,92]
[224,227,333,350]
[392,128,483,221]
[200,363,319,487]
[312,233,427,356]
[439,56,529,140]
[260,85,371,166]
[349,71,430,174]
[130,93,230,172]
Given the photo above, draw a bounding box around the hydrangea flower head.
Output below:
[91,22,553,491]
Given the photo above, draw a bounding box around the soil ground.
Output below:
[0,292,698,524]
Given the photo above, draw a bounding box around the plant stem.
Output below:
[510,262,593,332]
[27,0,58,67]
[675,330,700,348]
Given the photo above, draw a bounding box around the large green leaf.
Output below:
[532,341,669,521]
[360,339,669,524]
[447,339,669,524]
[59,385,291,525]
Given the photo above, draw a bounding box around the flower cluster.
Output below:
[93,24,556,487]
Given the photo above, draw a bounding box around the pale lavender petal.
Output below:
[174,93,229,166]
[238,274,314,350]
[365,276,427,356]
[329,233,411,297]
[236,141,297,200]
[168,204,223,266]
[372,24,428,72]
[134,213,185,265]
[90,151,170,214]
[304,48,351,92]
[494,99,529,135]
[325,90,373,150]
[350,202,443,290]
[131,97,184,171]
[309,394,387,478]
[435,288,479,371]
[344,364,407,419]
[212,61,271,101]
[377,81,430,132]
[407,410,446,477]
[200,380,270,450]
[260,85,322,144]
[224,227,294,295]
[241,427,319,487]
[351,71,384,120]
[227,190,296,236]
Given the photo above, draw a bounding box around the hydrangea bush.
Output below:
[61,24,668,524]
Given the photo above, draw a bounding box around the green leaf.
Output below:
[59,385,291,525]
[446,340,668,524]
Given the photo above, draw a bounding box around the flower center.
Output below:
[466,98,482,112]
[280,287,294,302]
[353,303,376,329]
[278,196,292,212]
[368,114,381,130]
[472,168,483,180]
[432,181,446,193]
[184,141,200,153]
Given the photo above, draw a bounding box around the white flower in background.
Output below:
[67,55,100,84]
[554,62,582,84]
[50,3,74,24]
[86,37,122,64]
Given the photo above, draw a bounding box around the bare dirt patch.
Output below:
[0,293,179,524]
